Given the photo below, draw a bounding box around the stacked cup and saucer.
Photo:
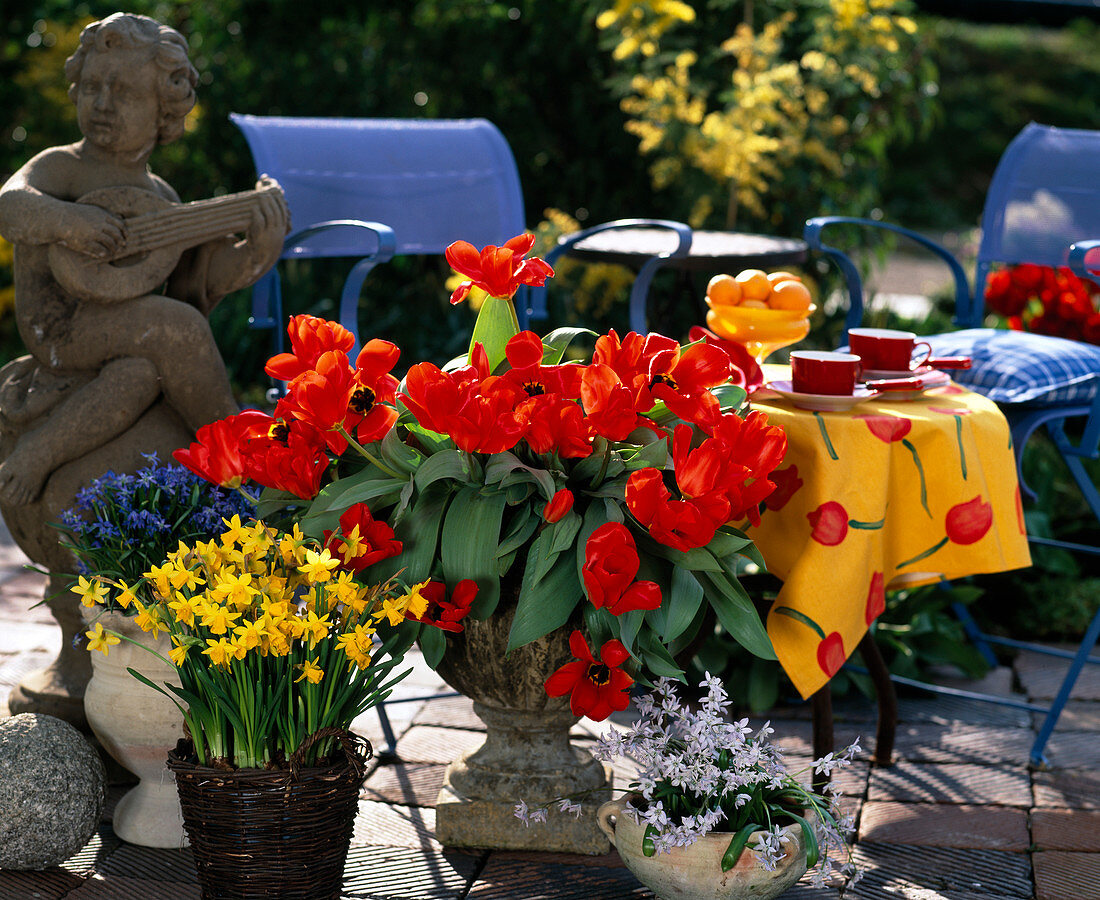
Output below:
[848,328,971,401]
[764,329,970,411]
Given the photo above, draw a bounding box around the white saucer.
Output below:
[764,380,881,412]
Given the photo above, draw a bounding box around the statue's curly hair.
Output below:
[65,13,198,146]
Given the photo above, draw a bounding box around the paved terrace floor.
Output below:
[1,519,1098,900]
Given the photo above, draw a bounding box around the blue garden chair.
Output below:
[804,122,1100,766]
[230,115,692,356]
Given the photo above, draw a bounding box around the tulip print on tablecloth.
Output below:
[749,370,1032,698]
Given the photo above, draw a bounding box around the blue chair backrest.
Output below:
[230,115,527,260]
[970,122,1100,327]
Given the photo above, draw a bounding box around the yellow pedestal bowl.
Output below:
[705,302,815,364]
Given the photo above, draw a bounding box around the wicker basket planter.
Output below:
[166,730,371,900]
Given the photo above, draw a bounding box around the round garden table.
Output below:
[746,366,1033,769]
[560,228,809,334]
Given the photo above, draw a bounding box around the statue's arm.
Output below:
[0,149,125,257]
[199,177,290,300]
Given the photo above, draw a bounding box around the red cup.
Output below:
[790,351,861,395]
[848,328,932,372]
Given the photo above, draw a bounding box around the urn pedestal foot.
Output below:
[434,702,612,855]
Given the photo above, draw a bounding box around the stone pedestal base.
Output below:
[434,702,612,854]
[435,777,611,855]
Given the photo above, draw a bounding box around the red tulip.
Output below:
[445,233,554,304]
[945,495,993,545]
[807,501,849,546]
[582,522,662,615]
[173,410,272,489]
[265,314,356,382]
[323,503,403,571]
[407,580,478,633]
[544,630,633,721]
[543,489,574,524]
[817,632,846,678]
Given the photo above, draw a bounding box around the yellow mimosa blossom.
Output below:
[85,622,120,655]
[295,658,324,684]
[199,603,242,636]
[298,548,339,583]
[72,575,109,608]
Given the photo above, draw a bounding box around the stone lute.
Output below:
[48,183,282,302]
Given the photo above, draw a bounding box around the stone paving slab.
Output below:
[352,800,441,850]
[1030,808,1100,851]
[392,725,486,765]
[1031,767,1100,809]
[63,874,200,899]
[859,801,1031,852]
[341,845,484,899]
[1031,850,1100,900]
[1015,649,1100,702]
[1031,700,1100,732]
[891,724,1036,765]
[364,761,448,808]
[846,842,1033,897]
[867,759,1033,807]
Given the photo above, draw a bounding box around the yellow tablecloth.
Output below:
[747,366,1032,699]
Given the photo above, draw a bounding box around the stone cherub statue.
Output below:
[0,12,289,725]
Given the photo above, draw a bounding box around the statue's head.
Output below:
[65,13,198,146]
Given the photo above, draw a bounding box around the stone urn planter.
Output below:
[81,608,187,848]
[597,795,808,900]
[432,596,611,854]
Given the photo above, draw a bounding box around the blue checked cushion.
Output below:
[923,328,1100,405]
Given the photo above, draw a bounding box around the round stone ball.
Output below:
[0,713,107,870]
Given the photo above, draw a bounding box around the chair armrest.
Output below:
[276,220,397,355]
[525,218,692,334]
[1069,239,1100,279]
[804,216,974,332]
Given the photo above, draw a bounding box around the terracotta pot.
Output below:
[82,608,187,848]
[432,588,611,854]
[598,795,808,900]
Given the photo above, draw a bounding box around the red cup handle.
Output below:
[912,341,933,369]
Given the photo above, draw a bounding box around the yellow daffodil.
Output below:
[169,640,189,667]
[300,610,331,647]
[113,582,138,610]
[298,548,339,584]
[372,594,409,627]
[168,591,202,626]
[202,637,236,667]
[144,563,174,599]
[295,658,324,684]
[336,624,375,671]
[85,622,120,655]
[220,514,250,548]
[403,582,431,621]
[71,575,109,609]
[132,600,165,639]
[212,571,257,610]
[325,571,360,610]
[336,525,365,565]
[233,618,266,652]
[199,603,242,636]
[278,523,309,565]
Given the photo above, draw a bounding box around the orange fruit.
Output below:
[705,273,742,307]
[768,279,813,311]
[739,300,768,309]
[735,269,771,302]
[767,270,802,286]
